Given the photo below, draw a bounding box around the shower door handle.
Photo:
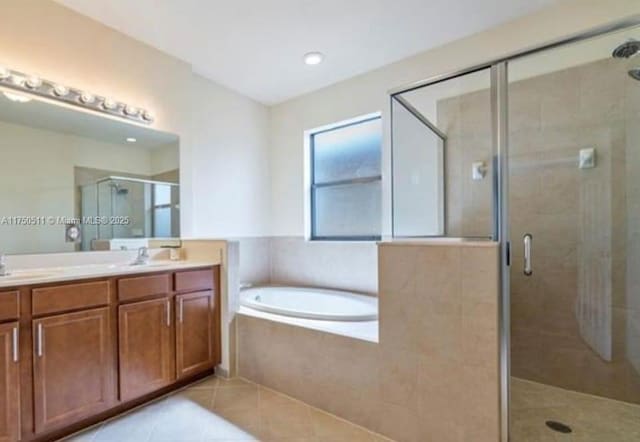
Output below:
[523,233,533,276]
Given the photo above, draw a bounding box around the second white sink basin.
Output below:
[0,271,61,281]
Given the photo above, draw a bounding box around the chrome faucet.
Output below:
[0,254,7,277]
[132,246,150,266]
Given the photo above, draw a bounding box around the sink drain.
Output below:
[545,421,572,434]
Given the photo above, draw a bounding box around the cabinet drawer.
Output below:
[32,281,110,316]
[0,291,19,322]
[174,269,213,292]
[118,274,170,302]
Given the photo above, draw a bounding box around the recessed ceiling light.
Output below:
[126,137,137,143]
[3,91,31,103]
[303,52,324,66]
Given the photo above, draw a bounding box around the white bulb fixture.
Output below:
[126,137,137,143]
[0,66,10,80]
[10,75,25,87]
[3,91,31,103]
[0,64,154,124]
[25,75,42,89]
[141,110,154,122]
[52,84,69,97]
[303,52,324,65]
[124,105,139,116]
[102,98,118,111]
[79,92,95,104]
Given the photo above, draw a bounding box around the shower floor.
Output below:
[511,377,640,441]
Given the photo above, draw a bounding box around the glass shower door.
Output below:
[507,25,640,441]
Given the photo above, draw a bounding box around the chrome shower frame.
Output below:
[388,14,640,442]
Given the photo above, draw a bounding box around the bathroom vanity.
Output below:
[0,263,220,442]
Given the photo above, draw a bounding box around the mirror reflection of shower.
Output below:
[80,176,180,251]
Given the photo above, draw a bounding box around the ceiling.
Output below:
[54,0,556,105]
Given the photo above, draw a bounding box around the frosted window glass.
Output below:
[154,207,171,238]
[154,184,171,205]
[313,182,381,238]
[313,118,381,184]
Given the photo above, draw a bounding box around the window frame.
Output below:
[309,114,382,241]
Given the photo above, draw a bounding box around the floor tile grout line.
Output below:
[234,375,393,441]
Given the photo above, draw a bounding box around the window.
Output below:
[152,183,176,237]
[309,115,382,240]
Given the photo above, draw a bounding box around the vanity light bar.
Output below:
[0,65,154,125]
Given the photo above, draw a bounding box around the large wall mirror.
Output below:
[0,91,180,254]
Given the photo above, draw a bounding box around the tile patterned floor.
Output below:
[61,376,391,442]
[511,377,640,442]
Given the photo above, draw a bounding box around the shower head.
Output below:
[108,182,129,195]
[630,67,640,81]
[612,39,640,59]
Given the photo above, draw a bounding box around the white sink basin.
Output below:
[109,262,173,270]
[0,271,60,281]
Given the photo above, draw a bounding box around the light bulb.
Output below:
[102,98,118,110]
[0,66,9,80]
[26,75,42,89]
[79,92,95,104]
[124,105,139,116]
[10,75,25,87]
[141,110,154,122]
[52,84,69,97]
[303,52,324,65]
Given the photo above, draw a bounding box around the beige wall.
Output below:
[268,0,640,237]
[238,241,499,442]
[0,0,271,240]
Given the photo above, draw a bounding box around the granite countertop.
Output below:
[0,260,216,289]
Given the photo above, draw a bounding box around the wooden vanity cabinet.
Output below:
[118,297,174,401]
[5,265,218,442]
[0,321,20,442]
[32,307,114,434]
[176,291,214,379]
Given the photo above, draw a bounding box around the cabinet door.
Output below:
[176,291,214,379]
[33,308,114,434]
[0,322,19,442]
[119,298,173,401]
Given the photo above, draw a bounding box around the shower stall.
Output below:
[390,18,640,441]
[80,176,180,251]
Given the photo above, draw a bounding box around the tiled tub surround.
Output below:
[235,237,378,295]
[238,241,500,442]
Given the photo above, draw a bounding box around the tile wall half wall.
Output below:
[238,242,500,442]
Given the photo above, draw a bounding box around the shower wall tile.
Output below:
[238,241,500,442]
[437,57,640,405]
